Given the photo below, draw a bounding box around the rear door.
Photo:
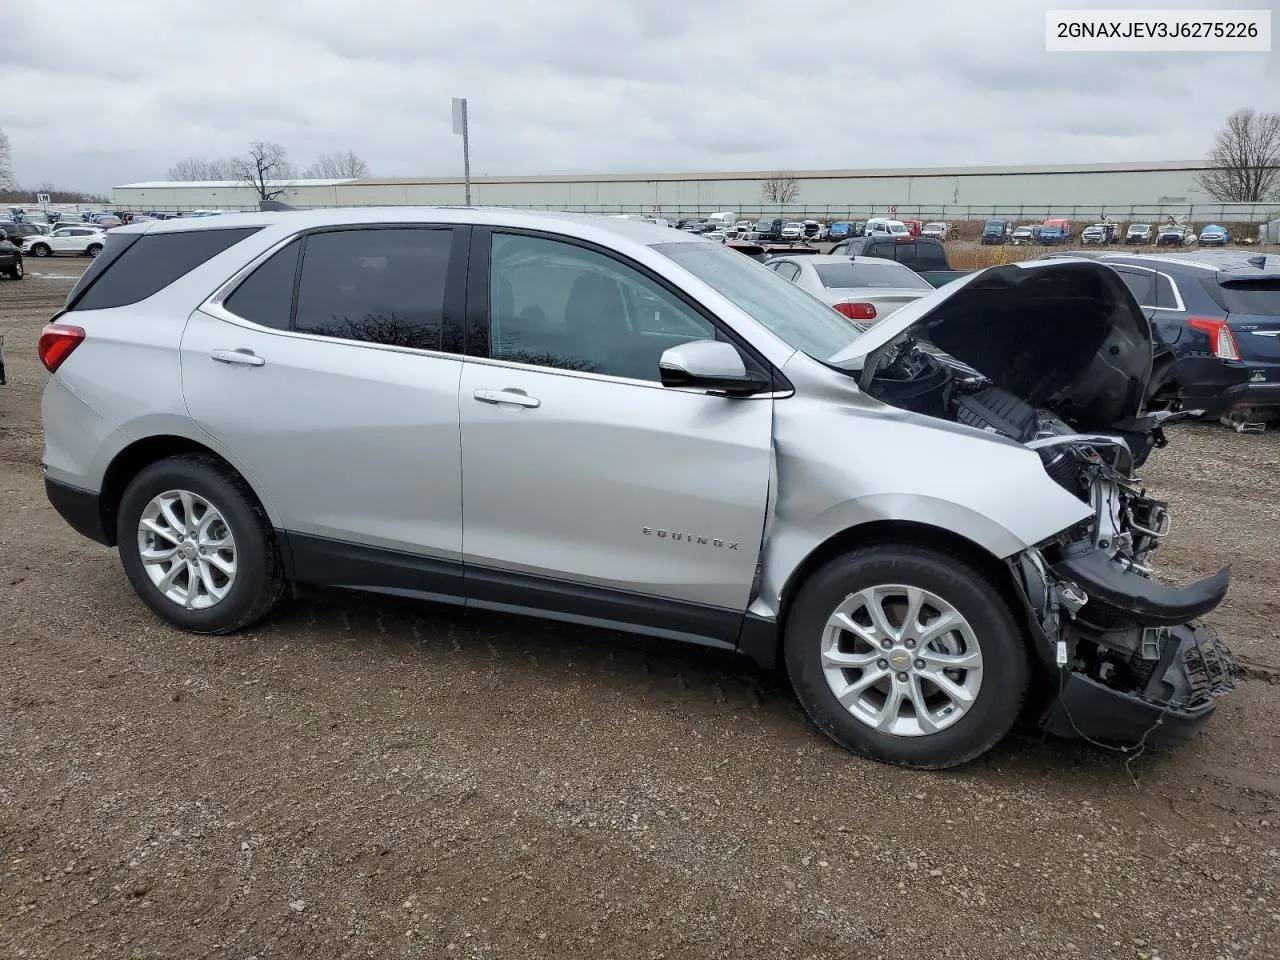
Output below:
[182,224,469,591]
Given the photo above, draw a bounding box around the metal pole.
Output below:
[461,99,472,206]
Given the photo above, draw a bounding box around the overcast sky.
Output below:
[2,0,1276,192]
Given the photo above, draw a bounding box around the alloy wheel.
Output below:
[136,489,237,610]
[820,584,983,737]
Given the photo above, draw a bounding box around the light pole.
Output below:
[452,97,472,205]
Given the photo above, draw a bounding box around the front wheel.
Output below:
[7,257,21,280]
[784,545,1028,769]
[29,243,51,257]
[116,455,285,634]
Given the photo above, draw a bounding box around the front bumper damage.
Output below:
[1013,546,1238,747]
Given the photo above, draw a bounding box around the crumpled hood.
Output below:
[832,259,1155,429]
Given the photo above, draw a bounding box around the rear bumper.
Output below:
[1040,621,1236,746]
[1186,377,1280,414]
[45,475,111,545]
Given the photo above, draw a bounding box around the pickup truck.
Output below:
[826,235,970,287]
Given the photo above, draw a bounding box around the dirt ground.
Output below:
[2,258,1279,960]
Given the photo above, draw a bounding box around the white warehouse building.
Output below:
[113,160,1273,221]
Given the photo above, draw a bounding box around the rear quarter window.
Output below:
[67,227,262,312]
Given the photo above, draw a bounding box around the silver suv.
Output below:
[40,209,1236,768]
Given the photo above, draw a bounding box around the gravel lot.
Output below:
[2,258,1279,960]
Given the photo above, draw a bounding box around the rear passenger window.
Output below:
[223,240,301,330]
[71,228,262,312]
[1116,270,1155,306]
[911,244,947,271]
[293,229,450,350]
[1155,275,1180,310]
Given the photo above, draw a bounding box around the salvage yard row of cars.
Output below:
[25,206,1270,773]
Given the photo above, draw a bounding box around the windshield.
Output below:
[784,222,802,229]
[814,261,931,290]
[1013,227,1032,235]
[653,241,867,361]
[755,219,770,230]
[924,223,945,231]
[887,224,909,235]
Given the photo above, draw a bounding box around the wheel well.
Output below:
[772,520,1027,667]
[98,436,242,546]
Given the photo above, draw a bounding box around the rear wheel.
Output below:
[86,243,103,258]
[7,257,21,280]
[116,455,284,634]
[784,545,1028,769]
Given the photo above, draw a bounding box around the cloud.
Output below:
[0,0,1276,192]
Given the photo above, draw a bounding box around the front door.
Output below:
[458,229,774,644]
[181,225,469,593]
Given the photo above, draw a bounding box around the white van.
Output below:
[705,211,738,228]
[865,217,911,238]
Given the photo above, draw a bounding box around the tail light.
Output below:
[1187,317,1241,360]
[38,323,86,373]
[835,302,877,320]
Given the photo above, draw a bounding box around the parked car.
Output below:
[1081,223,1120,245]
[1157,225,1190,246]
[827,235,969,287]
[764,254,933,322]
[1039,219,1071,246]
[752,217,788,241]
[0,228,24,280]
[980,219,1013,244]
[780,221,806,240]
[801,220,827,241]
[38,209,1236,768]
[827,221,854,241]
[25,226,107,258]
[0,221,52,249]
[1125,223,1154,245]
[921,222,948,240]
[1199,224,1230,247]
[1010,225,1038,246]
[865,218,911,238]
[1042,250,1279,423]
[900,219,923,238]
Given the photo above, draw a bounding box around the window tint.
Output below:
[1205,279,1280,315]
[868,240,896,259]
[489,233,717,381]
[1155,275,1180,310]
[815,262,931,289]
[1115,269,1155,305]
[294,229,451,349]
[71,228,261,312]
[773,261,801,282]
[224,240,301,330]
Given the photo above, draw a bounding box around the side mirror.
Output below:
[659,340,769,396]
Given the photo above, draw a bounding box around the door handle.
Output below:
[473,388,540,408]
[210,349,265,367]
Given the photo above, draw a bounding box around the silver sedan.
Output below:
[764,254,933,322]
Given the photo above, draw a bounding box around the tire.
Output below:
[784,545,1028,769]
[86,243,102,258]
[116,454,285,634]
[7,257,21,280]
[29,243,51,257]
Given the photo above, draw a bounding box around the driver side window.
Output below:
[488,233,717,382]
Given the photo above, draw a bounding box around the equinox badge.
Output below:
[643,527,739,550]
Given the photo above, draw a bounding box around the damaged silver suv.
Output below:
[39,209,1236,768]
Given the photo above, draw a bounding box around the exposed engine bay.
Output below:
[854,261,1237,745]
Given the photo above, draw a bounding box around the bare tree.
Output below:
[1197,108,1280,203]
[0,126,13,189]
[761,171,800,204]
[233,141,296,201]
[167,156,240,181]
[303,150,370,179]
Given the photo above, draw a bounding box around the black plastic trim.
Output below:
[465,564,743,649]
[1053,548,1229,626]
[45,477,110,545]
[735,612,780,668]
[286,532,466,601]
[1039,672,1214,746]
